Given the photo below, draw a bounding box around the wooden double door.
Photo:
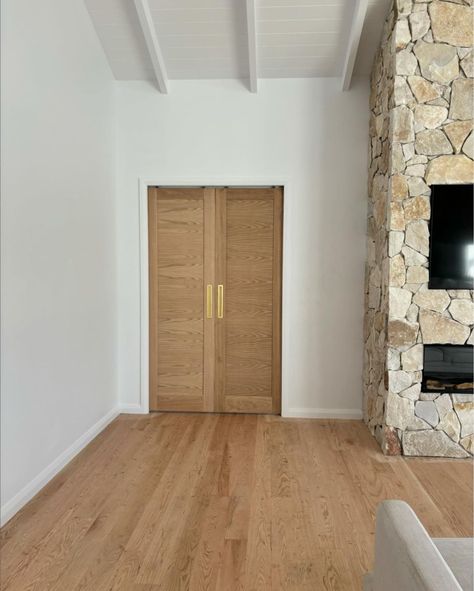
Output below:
[148,186,283,414]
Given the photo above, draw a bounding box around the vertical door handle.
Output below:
[206,284,213,319]
[217,284,224,319]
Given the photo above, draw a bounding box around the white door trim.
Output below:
[138,176,293,416]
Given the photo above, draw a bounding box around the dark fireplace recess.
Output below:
[422,345,474,394]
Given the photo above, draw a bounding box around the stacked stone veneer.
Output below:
[364,0,474,458]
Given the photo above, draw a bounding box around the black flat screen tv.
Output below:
[429,184,474,290]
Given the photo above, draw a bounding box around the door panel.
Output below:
[149,186,282,414]
[216,188,282,414]
[148,188,215,411]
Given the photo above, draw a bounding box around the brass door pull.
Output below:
[217,285,224,319]
[206,284,213,319]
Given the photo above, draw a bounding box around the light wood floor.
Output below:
[1,415,472,591]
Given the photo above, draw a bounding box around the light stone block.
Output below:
[437,410,461,442]
[408,76,441,103]
[396,49,418,76]
[401,344,423,371]
[409,9,430,41]
[390,287,413,319]
[405,164,426,176]
[388,319,419,348]
[452,394,473,403]
[386,392,414,429]
[425,155,474,184]
[368,284,381,309]
[462,131,474,160]
[468,329,474,345]
[415,129,453,155]
[407,302,419,322]
[390,254,406,286]
[460,434,474,454]
[448,290,472,300]
[413,41,459,85]
[449,79,474,121]
[403,143,415,161]
[400,383,421,401]
[394,76,415,106]
[403,430,469,457]
[419,309,470,344]
[414,105,448,129]
[392,106,415,143]
[454,402,474,438]
[406,265,429,283]
[390,202,406,230]
[415,400,439,427]
[435,393,453,420]
[405,220,429,255]
[429,1,474,47]
[402,245,428,266]
[404,195,430,221]
[444,120,473,153]
[390,174,409,200]
[389,231,405,256]
[420,393,440,401]
[394,20,412,50]
[414,41,459,84]
[389,370,413,394]
[407,176,430,196]
[387,348,401,370]
[460,50,474,78]
[449,299,474,325]
[413,290,451,313]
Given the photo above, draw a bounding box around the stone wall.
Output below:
[364,8,395,451]
[364,0,474,458]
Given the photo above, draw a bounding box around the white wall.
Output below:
[1,0,117,522]
[116,78,369,417]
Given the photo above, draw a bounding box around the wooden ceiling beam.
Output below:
[134,0,169,94]
[245,0,258,93]
[341,0,368,91]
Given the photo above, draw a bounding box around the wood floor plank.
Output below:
[216,539,247,591]
[405,458,474,537]
[52,416,186,591]
[0,415,472,591]
[0,418,126,554]
[188,496,230,591]
[0,418,145,590]
[243,416,272,590]
[149,416,234,589]
[106,415,218,589]
[299,421,371,585]
[3,418,154,591]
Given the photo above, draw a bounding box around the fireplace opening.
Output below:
[422,345,474,393]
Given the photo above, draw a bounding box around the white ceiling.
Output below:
[84,0,390,86]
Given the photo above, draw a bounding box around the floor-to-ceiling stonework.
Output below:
[364,0,474,457]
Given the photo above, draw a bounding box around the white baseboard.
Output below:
[0,406,120,526]
[283,407,363,420]
[118,403,147,414]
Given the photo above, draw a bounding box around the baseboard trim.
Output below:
[284,408,363,420]
[118,403,147,414]
[0,406,120,527]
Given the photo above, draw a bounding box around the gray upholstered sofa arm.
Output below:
[364,500,463,591]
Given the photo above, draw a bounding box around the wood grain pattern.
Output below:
[1,415,472,591]
[149,187,282,415]
[216,188,282,414]
[272,189,283,415]
[149,188,213,412]
[203,188,216,412]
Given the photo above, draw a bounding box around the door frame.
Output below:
[138,176,292,415]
